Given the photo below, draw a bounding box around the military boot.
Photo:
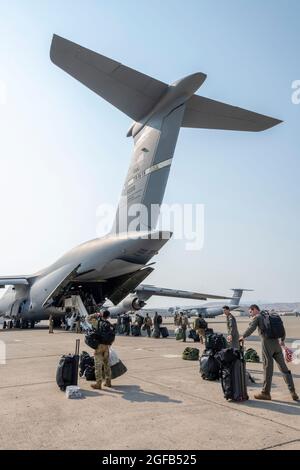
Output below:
[91,381,102,390]
[290,390,299,401]
[283,371,298,400]
[105,378,112,388]
[254,391,272,400]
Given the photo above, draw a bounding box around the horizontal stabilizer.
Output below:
[182,95,282,132]
[50,35,168,121]
[0,277,29,286]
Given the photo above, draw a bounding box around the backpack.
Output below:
[79,351,94,376]
[85,319,115,349]
[98,320,116,345]
[157,315,163,325]
[244,348,260,363]
[182,347,199,361]
[205,333,227,353]
[195,317,207,329]
[199,352,220,381]
[261,311,285,339]
[84,364,96,381]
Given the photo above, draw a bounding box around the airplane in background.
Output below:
[0,35,281,328]
[171,288,253,318]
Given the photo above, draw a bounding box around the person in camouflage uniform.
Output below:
[240,304,298,401]
[223,306,239,349]
[179,313,189,343]
[144,313,153,337]
[87,310,112,390]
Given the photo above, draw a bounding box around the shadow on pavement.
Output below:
[103,384,182,404]
[243,398,300,415]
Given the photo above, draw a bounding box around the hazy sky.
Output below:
[0,0,299,307]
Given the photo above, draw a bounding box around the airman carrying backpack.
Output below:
[85,319,116,349]
[261,311,285,340]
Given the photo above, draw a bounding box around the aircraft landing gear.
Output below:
[21,319,29,329]
[30,320,35,329]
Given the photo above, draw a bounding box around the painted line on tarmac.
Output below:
[263,438,300,450]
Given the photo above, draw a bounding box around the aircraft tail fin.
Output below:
[230,288,253,306]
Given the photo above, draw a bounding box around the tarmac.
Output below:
[0,316,300,450]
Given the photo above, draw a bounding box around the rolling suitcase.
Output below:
[56,339,80,391]
[160,326,169,338]
[217,347,249,401]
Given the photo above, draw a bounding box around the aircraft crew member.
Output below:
[75,313,81,334]
[153,312,161,338]
[223,306,239,349]
[194,313,207,344]
[49,314,54,334]
[179,313,189,342]
[116,314,122,334]
[122,313,131,336]
[144,313,153,337]
[240,304,298,401]
[88,310,112,390]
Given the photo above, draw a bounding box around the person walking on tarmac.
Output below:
[240,304,299,401]
[75,313,81,334]
[49,314,54,334]
[179,313,189,342]
[144,313,153,337]
[122,313,131,336]
[194,313,207,344]
[88,310,112,390]
[223,306,239,349]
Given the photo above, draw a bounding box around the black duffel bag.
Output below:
[85,319,116,349]
[199,351,220,381]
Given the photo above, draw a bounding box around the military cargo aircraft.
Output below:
[0,35,281,327]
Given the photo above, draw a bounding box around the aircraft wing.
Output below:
[182,94,282,132]
[135,284,232,302]
[0,277,29,287]
[50,35,168,122]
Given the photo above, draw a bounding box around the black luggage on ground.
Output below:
[152,329,160,338]
[160,326,169,338]
[215,347,248,401]
[84,364,96,381]
[199,351,220,381]
[188,329,200,342]
[131,324,141,336]
[205,327,214,335]
[79,351,95,377]
[205,333,227,353]
[111,360,127,379]
[56,339,80,391]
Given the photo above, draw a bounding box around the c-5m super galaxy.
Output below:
[0,35,281,327]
